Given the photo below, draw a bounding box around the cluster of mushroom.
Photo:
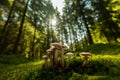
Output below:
[42,43,92,68]
[42,43,68,68]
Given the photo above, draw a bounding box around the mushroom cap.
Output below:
[42,55,48,59]
[50,43,68,50]
[46,48,54,52]
[47,49,52,52]
[79,52,92,56]
[62,45,68,49]
[50,43,62,50]
[66,52,73,56]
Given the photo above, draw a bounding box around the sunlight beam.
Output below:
[51,19,56,25]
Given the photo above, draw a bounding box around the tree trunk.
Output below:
[30,23,36,58]
[82,14,93,45]
[13,0,30,54]
[0,0,16,53]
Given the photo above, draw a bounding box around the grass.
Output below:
[0,55,44,80]
[0,61,44,80]
[75,43,120,55]
[25,54,120,80]
[0,43,120,80]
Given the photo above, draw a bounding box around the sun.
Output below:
[51,0,64,15]
[51,19,56,25]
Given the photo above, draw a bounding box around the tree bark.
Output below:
[30,22,36,58]
[13,0,30,54]
[82,14,94,45]
[0,0,16,53]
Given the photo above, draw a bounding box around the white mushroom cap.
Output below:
[51,43,62,46]
[46,47,55,53]
[42,55,48,59]
[62,45,68,49]
[47,48,53,52]
[66,52,73,57]
[50,43,68,50]
[79,52,92,56]
[50,43,62,49]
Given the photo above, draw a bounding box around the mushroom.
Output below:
[42,55,48,68]
[50,43,62,66]
[79,52,92,66]
[50,43,62,50]
[47,48,54,67]
[66,52,73,67]
[47,48,54,58]
[50,43,67,67]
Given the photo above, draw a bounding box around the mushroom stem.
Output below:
[61,49,64,67]
[42,55,48,69]
[66,52,73,68]
[82,56,89,66]
[47,48,54,67]
[67,56,71,67]
[49,54,53,67]
[79,52,92,67]
[54,50,58,66]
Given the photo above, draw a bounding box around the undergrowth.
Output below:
[0,43,120,80]
[75,43,120,55]
[25,54,120,80]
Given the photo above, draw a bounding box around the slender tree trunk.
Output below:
[0,0,16,53]
[82,14,93,45]
[13,0,30,54]
[31,23,36,58]
[46,21,50,49]
[68,25,73,51]
[61,25,64,44]
[108,22,118,42]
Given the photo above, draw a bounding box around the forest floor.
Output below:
[0,43,120,80]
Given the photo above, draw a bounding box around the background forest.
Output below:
[0,0,120,80]
[0,0,120,58]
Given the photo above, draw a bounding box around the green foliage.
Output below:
[25,54,120,80]
[0,54,29,65]
[0,50,120,80]
[69,72,88,80]
[26,67,72,80]
[0,0,10,7]
[0,43,120,80]
[0,55,44,80]
[0,0,57,59]
[76,43,120,55]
